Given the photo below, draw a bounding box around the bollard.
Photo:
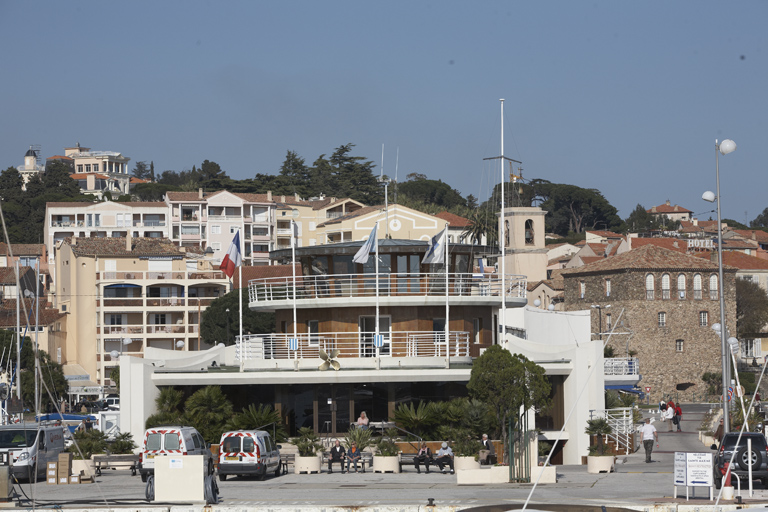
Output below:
[722,462,732,488]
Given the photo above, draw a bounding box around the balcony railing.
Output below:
[98,271,225,281]
[603,357,639,376]
[236,330,470,361]
[249,272,527,304]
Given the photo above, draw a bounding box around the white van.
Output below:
[139,426,213,482]
[0,425,66,481]
[218,430,281,480]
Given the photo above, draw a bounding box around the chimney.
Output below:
[295,193,300,201]
[267,190,272,201]
[125,232,132,252]
[281,195,285,202]
[199,187,203,199]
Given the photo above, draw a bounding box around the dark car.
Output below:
[713,432,768,489]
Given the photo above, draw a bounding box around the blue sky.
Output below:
[1,1,766,222]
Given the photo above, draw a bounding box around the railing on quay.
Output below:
[248,272,527,303]
[235,330,470,361]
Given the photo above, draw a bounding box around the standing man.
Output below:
[674,404,683,432]
[639,418,658,463]
[664,403,674,432]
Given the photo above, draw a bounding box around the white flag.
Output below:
[353,224,378,264]
[422,228,446,265]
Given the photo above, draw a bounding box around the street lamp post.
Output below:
[702,138,737,433]
[225,308,231,345]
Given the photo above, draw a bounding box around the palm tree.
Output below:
[585,417,612,456]
[227,404,288,442]
[185,386,234,443]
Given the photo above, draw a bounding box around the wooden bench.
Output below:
[322,451,373,472]
[92,454,140,476]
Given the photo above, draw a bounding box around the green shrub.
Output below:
[344,425,373,452]
[294,427,323,456]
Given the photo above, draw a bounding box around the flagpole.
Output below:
[500,99,506,346]
[444,222,450,365]
[375,222,380,362]
[291,219,297,363]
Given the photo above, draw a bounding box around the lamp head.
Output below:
[728,337,740,354]
[122,337,131,346]
[110,350,119,359]
[547,304,555,311]
[175,340,185,349]
[533,299,541,307]
[719,139,737,155]
[702,191,716,203]
[712,323,722,334]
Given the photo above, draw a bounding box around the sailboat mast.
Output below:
[500,99,506,344]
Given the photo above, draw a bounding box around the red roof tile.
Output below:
[561,244,729,275]
[434,211,472,228]
[721,251,768,270]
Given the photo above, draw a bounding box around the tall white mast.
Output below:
[500,99,506,344]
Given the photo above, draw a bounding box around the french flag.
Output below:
[220,231,242,279]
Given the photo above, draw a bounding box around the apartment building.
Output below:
[273,195,365,248]
[165,190,274,266]
[53,236,228,389]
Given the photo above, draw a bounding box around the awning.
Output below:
[104,283,141,288]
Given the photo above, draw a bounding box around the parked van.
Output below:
[139,426,213,482]
[218,430,281,480]
[0,425,66,481]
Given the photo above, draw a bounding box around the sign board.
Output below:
[645,387,651,393]
[727,387,734,402]
[374,335,384,348]
[289,338,298,351]
[674,452,714,500]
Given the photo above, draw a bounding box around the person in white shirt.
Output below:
[639,418,658,463]
[664,404,675,432]
[435,442,454,474]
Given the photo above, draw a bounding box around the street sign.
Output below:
[645,386,651,393]
[289,338,298,351]
[373,335,384,348]
[727,386,734,401]
[674,452,714,500]
[737,385,745,397]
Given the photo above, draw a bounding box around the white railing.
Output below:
[603,357,639,376]
[236,330,470,361]
[590,407,635,455]
[248,272,527,303]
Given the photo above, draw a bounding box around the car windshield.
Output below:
[723,434,766,449]
[0,429,38,448]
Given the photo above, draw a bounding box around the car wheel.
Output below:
[219,473,227,481]
[274,463,281,478]
[141,472,148,483]
[257,469,266,481]
[208,459,214,476]
[737,446,762,471]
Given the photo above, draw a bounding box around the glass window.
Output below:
[646,274,655,300]
[211,225,221,234]
[605,279,611,297]
[699,311,708,327]
[243,437,255,453]
[606,313,612,331]
[693,273,702,299]
[580,281,586,299]
[661,274,670,299]
[658,312,666,327]
[222,437,240,453]
[677,274,686,299]
[710,274,719,300]
[676,339,684,352]
[164,433,180,450]
[146,433,162,451]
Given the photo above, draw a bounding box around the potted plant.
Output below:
[373,429,401,473]
[68,429,109,478]
[293,427,323,474]
[585,418,614,474]
[344,425,373,453]
[452,434,482,470]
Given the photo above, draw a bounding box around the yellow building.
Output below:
[53,236,228,390]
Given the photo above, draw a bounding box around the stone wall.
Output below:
[563,269,736,398]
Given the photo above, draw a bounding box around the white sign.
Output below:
[674,452,714,500]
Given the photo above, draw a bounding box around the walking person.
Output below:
[664,403,674,432]
[674,404,683,432]
[639,418,658,463]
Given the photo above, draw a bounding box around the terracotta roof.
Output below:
[561,244,730,276]
[130,177,150,184]
[65,237,186,258]
[434,211,472,228]
[733,230,768,244]
[46,201,164,208]
[647,203,692,214]
[0,243,45,256]
[721,251,768,270]
[579,256,604,265]
[234,264,301,288]
[46,155,73,161]
[0,308,65,327]
[70,173,109,180]
[630,237,689,253]
[166,190,274,204]
[0,266,34,285]
[0,298,52,310]
[317,205,384,227]
[528,279,564,292]
[586,230,623,238]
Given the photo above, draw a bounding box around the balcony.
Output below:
[603,357,641,388]
[236,330,470,362]
[248,272,527,310]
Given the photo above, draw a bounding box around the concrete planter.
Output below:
[295,455,321,474]
[373,456,400,473]
[457,465,510,484]
[73,458,95,479]
[454,456,480,470]
[587,455,614,474]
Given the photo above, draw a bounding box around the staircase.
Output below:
[590,408,635,455]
